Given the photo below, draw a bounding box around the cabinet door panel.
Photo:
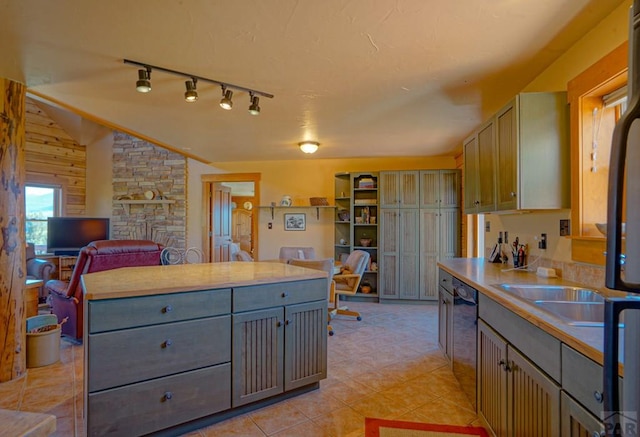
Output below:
[438,287,453,363]
[399,210,420,299]
[439,209,460,260]
[560,392,604,437]
[420,210,439,300]
[400,171,420,208]
[380,172,399,207]
[463,136,480,212]
[477,120,496,212]
[284,301,327,391]
[232,308,284,407]
[419,171,439,208]
[379,209,398,298]
[478,320,508,437]
[496,101,518,210]
[508,345,560,437]
[439,170,461,208]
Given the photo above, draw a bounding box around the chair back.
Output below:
[235,250,254,261]
[288,258,334,300]
[279,246,316,261]
[343,250,370,275]
[65,240,163,299]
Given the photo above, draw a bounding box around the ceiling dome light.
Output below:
[248,94,260,115]
[299,141,319,154]
[184,78,198,102]
[136,68,152,93]
[220,87,233,110]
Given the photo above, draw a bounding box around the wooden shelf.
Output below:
[258,205,336,219]
[117,199,175,215]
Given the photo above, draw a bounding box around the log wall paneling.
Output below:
[24,99,86,216]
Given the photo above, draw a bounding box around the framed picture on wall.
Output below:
[284,213,306,231]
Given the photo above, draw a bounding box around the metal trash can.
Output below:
[26,315,60,368]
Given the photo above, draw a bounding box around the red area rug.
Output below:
[365,418,490,437]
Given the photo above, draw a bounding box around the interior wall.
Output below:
[208,156,456,260]
[481,0,631,265]
[85,125,113,218]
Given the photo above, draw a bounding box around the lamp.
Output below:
[136,68,152,93]
[220,87,233,110]
[248,93,260,115]
[184,78,198,102]
[299,141,319,154]
[124,59,274,113]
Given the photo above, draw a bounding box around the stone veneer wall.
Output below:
[112,132,187,250]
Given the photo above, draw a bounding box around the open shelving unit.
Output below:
[334,172,379,301]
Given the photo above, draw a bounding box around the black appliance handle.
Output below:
[603,298,640,436]
[606,2,640,292]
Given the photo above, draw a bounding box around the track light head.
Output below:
[248,94,260,115]
[184,78,198,102]
[220,87,233,110]
[136,68,152,93]
[299,141,320,154]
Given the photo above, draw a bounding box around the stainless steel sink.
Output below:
[532,301,614,327]
[495,284,604,303]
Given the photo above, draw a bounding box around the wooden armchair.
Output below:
[332,250,370,321]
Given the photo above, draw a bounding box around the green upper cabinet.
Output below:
[379,171,419,208]
[464,92,570,214]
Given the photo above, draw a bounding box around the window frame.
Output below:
[25,183,63,254]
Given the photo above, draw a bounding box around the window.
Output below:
[25,185,61,254]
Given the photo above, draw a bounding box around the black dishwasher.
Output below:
[452,278,478,411]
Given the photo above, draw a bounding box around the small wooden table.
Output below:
[25,279,43,318]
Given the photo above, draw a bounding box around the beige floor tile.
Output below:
[286,387,347,419]
[349,392,412,419]
[311,406,365,437]
[199,414,265,436]
[249,400,309,435]
[270,419,328,437]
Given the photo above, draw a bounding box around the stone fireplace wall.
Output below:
[112,132,187,249]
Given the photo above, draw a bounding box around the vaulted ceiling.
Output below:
[0,0,627,162]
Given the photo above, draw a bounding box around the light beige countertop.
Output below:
[81,262,327,300]
[0,409,56,437]
[438,258,628,373]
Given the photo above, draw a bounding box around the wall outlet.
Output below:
[268,222,272,229]
[485,221,491,232]
[538,233,547,250]
[560,219,570,236]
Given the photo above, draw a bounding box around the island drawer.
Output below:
[561,344,621,417]
[439,269,454,294]
[88,316,230,392]
[87,363,231,437]
[88,288,231,333]
[233,279,326,312]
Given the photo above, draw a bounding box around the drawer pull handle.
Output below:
[163,392,173,401]
[593,390,603,403]
[163,339,173,348]
[276,320,283,327]
[163,305,173,313]
[498,359,511,372]
[281,292,289,298]
[285,319,291,325]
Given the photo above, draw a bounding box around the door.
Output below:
[478,320,508,437]
[232,209,253,253]
[463,135,480,213]
[212,183,233,262]
[398,209,420,300]
[379,209,399,299]
[495,100,518,211]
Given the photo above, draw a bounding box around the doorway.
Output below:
[202,173,260,262]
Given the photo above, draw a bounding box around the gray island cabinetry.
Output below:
[82,262,328,437]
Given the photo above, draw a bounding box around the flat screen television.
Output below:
[47,217,110,256]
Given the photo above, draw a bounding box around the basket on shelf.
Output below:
[309,197,329,206]
[338,210,350,221]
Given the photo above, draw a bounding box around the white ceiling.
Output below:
[0,0,626,163]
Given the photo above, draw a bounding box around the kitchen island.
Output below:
[438,258,627,437]
[81,262,328,437]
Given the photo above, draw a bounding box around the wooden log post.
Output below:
[0,78,27,382]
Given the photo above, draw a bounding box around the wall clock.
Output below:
[243,201,253,210]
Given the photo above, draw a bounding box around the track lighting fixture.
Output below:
[299,141,320,154]
[136,67,152,93]
[124,59,274,114]
[220,87,233,110]
[248,93,260,115]
[184,78,198,102]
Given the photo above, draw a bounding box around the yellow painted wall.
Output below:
[483,0,632,264]
[199,156,457,260]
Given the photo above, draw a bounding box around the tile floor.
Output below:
[0,301,487,437]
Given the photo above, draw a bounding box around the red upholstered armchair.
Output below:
[46,240,163,341]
